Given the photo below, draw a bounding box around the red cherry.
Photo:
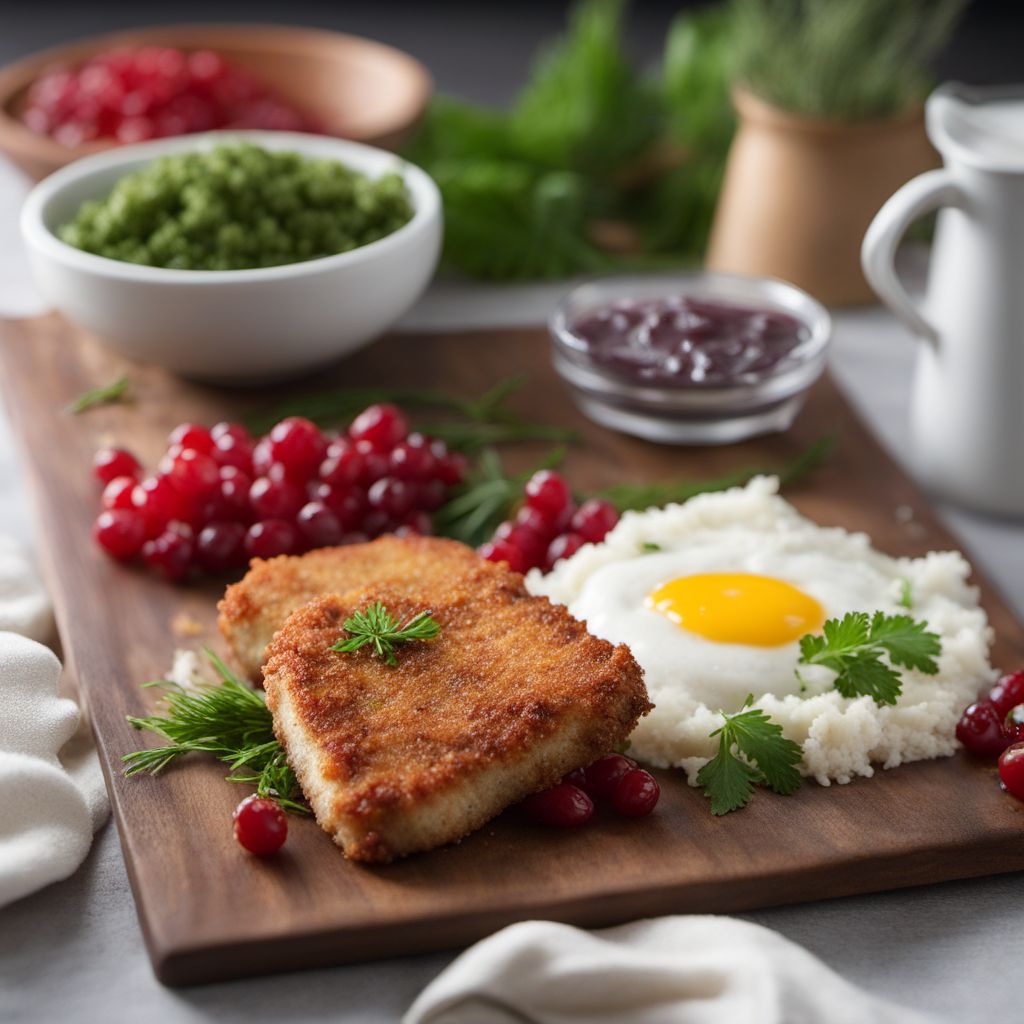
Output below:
[525,470,574,530]
[268,417,326,481]
[348,403,407,451]
[249,476,304,521]
[167,422,213,454]
[245,519,299,559]
[990,671,1024,717]
[94,508,146,560]
[101,475,137,510]
[141,521,194,581]
[571,499,619,543]
[610,768,660,818]
[196,521,247,572]
[956,701,1011,759]
[233,794,287,856]
[998,743,1024,801]
[582,753,638,800]
[296,501,343,548]
[545,532,585,570]
[521,783,594,827]
[479,537,530,574]
[93,447,141,485]
[1003,704,1024,744]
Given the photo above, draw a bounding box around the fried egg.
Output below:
[529,477,994,785]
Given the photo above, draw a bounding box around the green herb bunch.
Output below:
[403,0,735,279]
[123,651,306,813]
[729,0,967,121]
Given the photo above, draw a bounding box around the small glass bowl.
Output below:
[549,272,831,445]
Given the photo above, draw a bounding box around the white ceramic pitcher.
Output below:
[862,83,1024,517]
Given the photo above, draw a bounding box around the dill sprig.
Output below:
[330,602,440,667]
[65,375,131,414]
[244,374,578,453]
[123,650,307,813]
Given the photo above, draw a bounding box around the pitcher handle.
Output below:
[861,169,965,347]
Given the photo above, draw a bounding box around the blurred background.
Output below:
[2,0,1021,100]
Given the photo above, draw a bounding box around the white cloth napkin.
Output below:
[0,537,108,908]
[404,916,933,1024]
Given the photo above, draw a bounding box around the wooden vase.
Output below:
[706,87,936,306]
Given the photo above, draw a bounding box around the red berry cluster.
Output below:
[92,405,466,582]
[520,753,660,827]
[957,670,1024,800]
[21,46,316,148]
[479,469,619,575]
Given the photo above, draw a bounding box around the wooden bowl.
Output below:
[0,23,433,180]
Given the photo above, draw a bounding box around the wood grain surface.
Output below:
[1,314,1022,987]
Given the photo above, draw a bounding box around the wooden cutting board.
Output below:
[2,313,1023,987]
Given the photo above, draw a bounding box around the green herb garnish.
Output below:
[65,375,130,414]
[599,435,834,512]
[641,541,663,553]
[434,447,566,548]
[330,602,440,667]
[245,374,578,452]
[899,579,914,609]
[123,650,306,813]
[696,696,802,815]
[797,611,941,706]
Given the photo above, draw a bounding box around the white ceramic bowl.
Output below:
[20,130,442,383]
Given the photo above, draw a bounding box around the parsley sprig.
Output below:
[798,611,941,706]
[696,696,803,815]
[330,602,440,666]
[123,650,306,813]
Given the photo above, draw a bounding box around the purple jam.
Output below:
[568,295,810,386]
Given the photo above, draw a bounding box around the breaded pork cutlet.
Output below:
[262,572,651,863]
[218,536,484,681]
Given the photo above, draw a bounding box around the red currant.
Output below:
[389,436,435,480]
[296,501,343,548]
[249,476,304,521]
[233,795,287,856]
[417,478,447,511]
[521,782,594,827]
[251,437,275,476]
[308,483,366,531]
[131,476,184,536]
[349,403,407,451]
[101,475,136,510]
[353,439,389,485]
[436,450,467,487]
[956,701,1011,759]
[212,430,254,472]
[93,509,146,560]
[515,504,556,541]
[245,519,299,559]
[990,671,1024,717]
[525,470,574,530]
[367,477,414,518]
[215,468,253,522]
[196,521,247,572]
[582,753,637,800]
[571,499,619,543]
[1003,704,1024,744]
[479,537,530,574]
[998,742,1024,801]
[141,522,194,581]
[497,521,546,569]
[319,443,364,487]
[400,510,433,536]
[610,768,660,818]
[167,422,213,454]
[93,447,141,485]
[268,417,326,481]
[545,532,585,570]
[165,448,219,499]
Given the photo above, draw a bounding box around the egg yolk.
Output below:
[646,573,825,647]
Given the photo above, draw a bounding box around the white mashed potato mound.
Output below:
[527,476,994,786]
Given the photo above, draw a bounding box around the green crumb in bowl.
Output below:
[57,142,415,271]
